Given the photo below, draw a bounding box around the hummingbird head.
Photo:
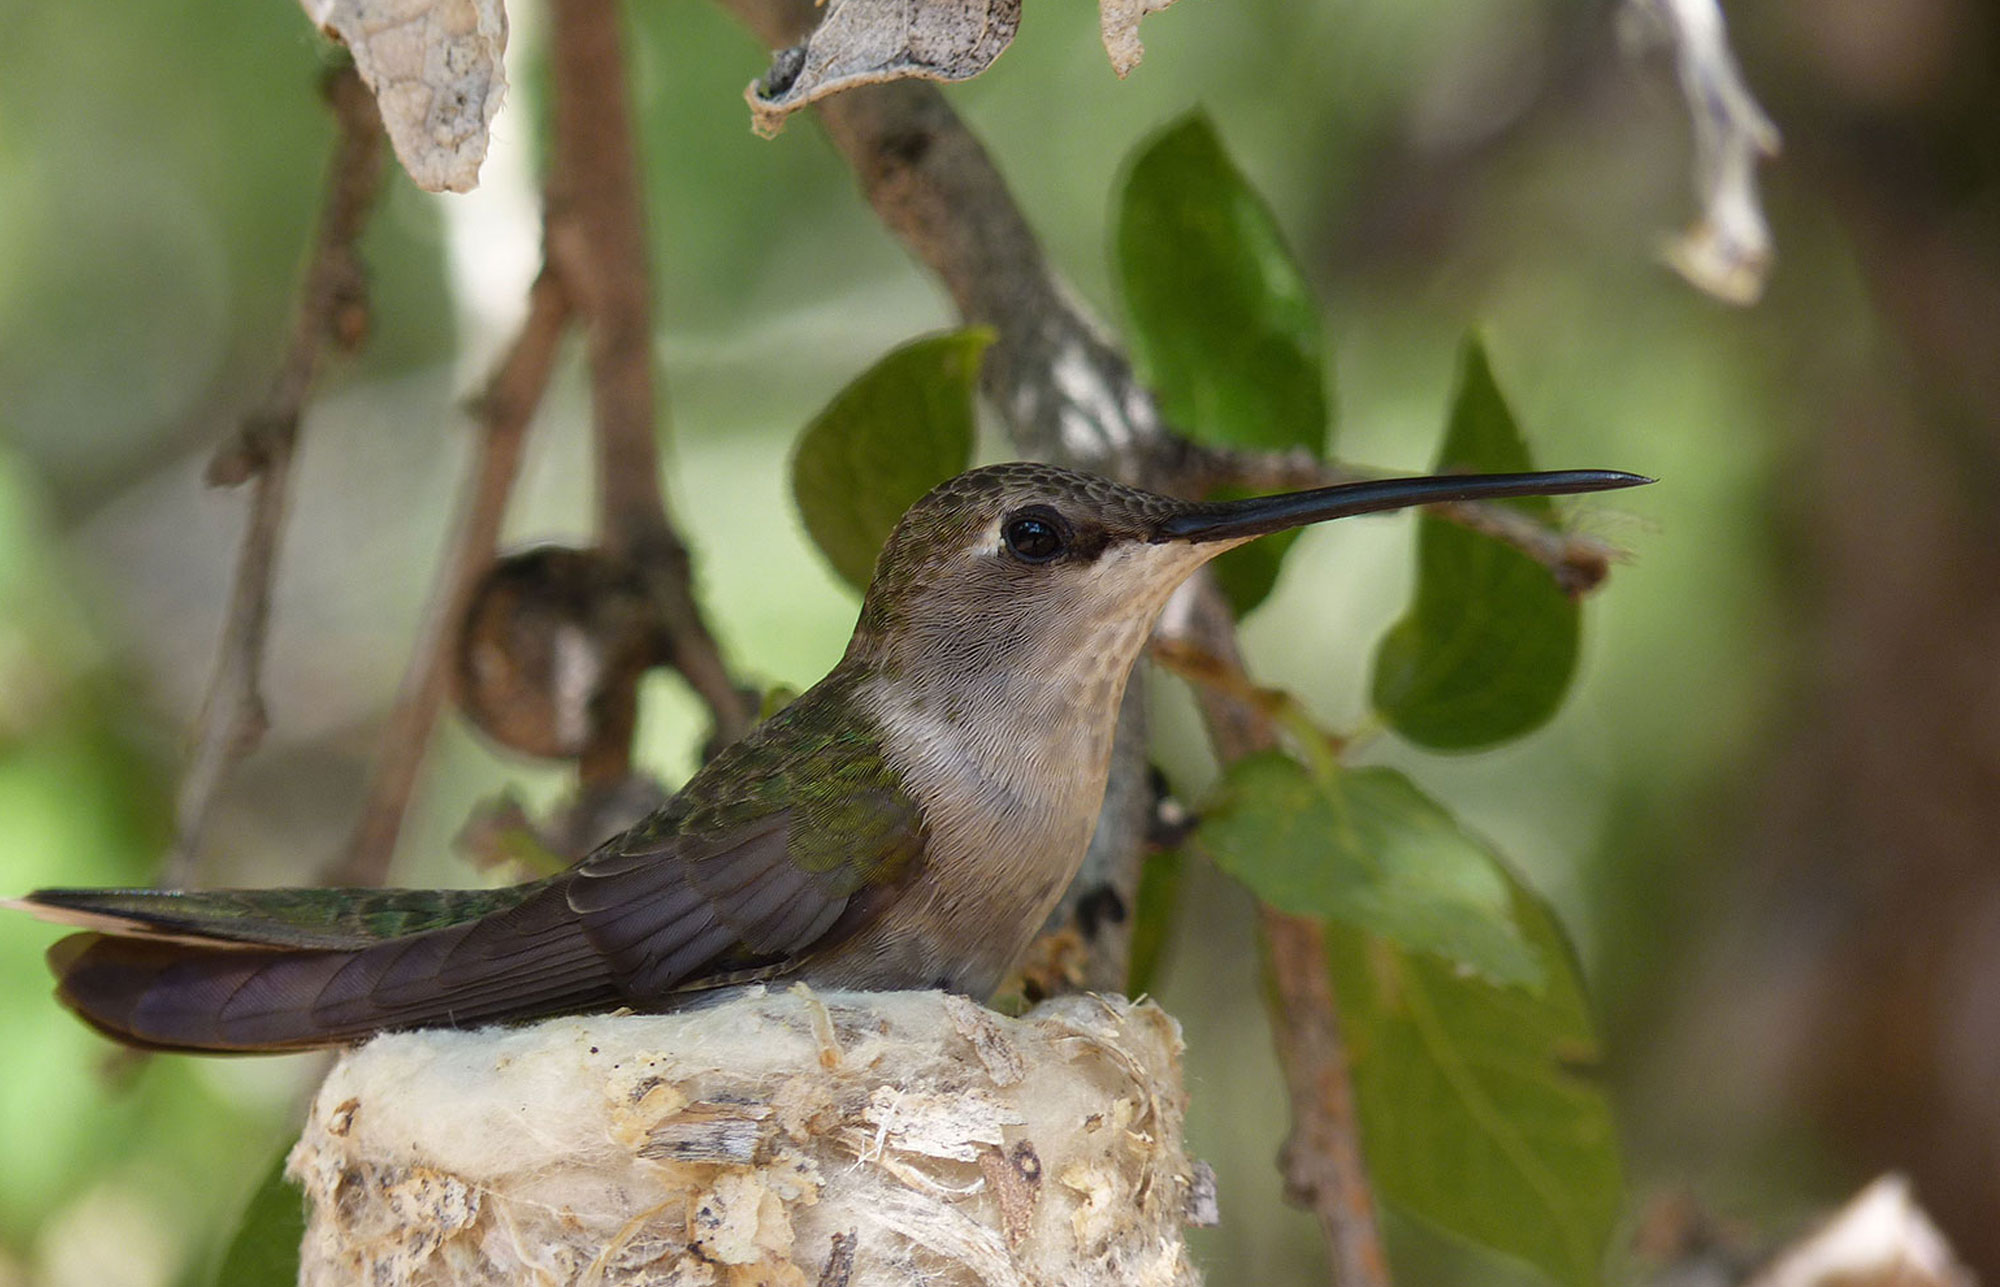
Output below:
[843,461,1648,697]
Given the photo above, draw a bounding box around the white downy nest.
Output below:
[287,987,1210,1286]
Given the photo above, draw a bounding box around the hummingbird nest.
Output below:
[286,987,1212,1286]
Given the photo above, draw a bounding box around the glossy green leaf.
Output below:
[1198,752,1541,989]
[792,329,989,592]
[212,1149,305,1287]
[1371,338,1581,750]
[1115,111,1330,614]
[1324,874,1623,1287]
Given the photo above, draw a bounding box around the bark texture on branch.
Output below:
[546,0,752,784]
[290,988,1206,1286]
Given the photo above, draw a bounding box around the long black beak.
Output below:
[1152,470,1652,545]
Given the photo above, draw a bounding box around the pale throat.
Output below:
[861,545,1206,849]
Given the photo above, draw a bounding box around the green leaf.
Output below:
[791,329,989,592]
[1324,876,1623,1287]
[1115,111,1330,614]
[1370,337,1581,750]
[212,1149,305,1287]
[1198,752,1541,989]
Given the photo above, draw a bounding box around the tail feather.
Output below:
[45,886,621,1053]
[11,885,543,950]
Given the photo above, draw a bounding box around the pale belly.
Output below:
[810,645,1136,997]
[800,826,1088,997]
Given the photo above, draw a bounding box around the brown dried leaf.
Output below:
[301,0,508,193]
[976,1142,1043,1248]
[746,0,1020,138]
[1099,0,1180,78]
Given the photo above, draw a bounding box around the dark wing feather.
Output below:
[565,683,928,1002]
[51,883,623,1052]
[31,670,927,1052]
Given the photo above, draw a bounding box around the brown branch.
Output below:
[1262,913,1393,1287]
[330,270,572,886]
[1163,580,1393,1287]
[546,0,751,786]
[161,65,386,889]
[336,0,754,884]
[1148,636,1290,718]
[731,0,1194,491]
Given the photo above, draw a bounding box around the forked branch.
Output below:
[341,0,752,881]
[546,0,752,784]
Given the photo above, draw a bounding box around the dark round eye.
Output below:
[1003,513,1067,563]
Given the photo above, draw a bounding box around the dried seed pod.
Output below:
[453,546,664,760]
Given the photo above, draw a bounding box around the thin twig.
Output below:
[1162,579,1393,1287]
[1262,912,1393,1287]
[331,270,572,886]
[337,0,754,883]
[1147,636,1289,718]
[546,0,751,786]
[160,66,386,889]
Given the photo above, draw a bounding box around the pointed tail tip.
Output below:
[5,891,120,932]
[6,890,177,937]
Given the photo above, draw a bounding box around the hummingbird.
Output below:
[11,461,1647,1052]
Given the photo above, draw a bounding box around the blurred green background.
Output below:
[2,0,1996,1282]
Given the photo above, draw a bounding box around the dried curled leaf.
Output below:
[1622,0,1781,304]
[1744,1175,1972,1287]
[1100,0,1181,78]
[301,0,508,193]
[747,0,1020,138]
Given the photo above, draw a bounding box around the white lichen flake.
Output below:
[288,987,1206,1285]
[299,0,507,192]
